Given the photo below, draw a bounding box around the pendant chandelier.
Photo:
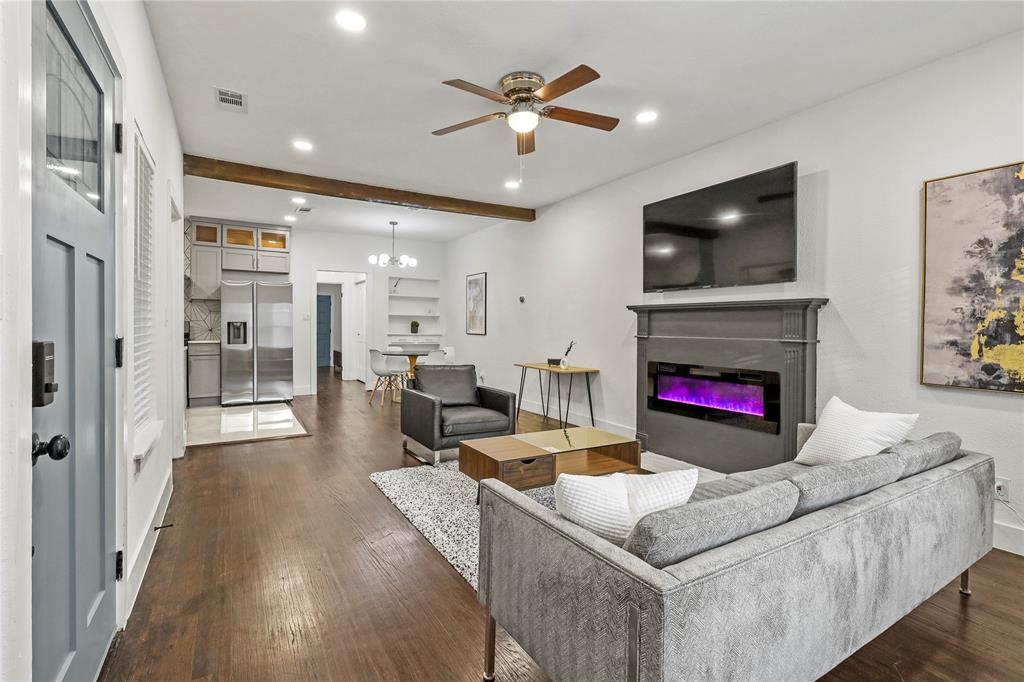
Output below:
[368,220,417,268]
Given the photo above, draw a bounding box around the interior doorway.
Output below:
[314,270,367,388]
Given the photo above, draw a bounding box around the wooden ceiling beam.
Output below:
[183,155,535,222]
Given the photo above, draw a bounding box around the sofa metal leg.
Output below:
[483,613,496,681]
[960,568,971,596]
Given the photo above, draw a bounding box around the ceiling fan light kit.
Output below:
[432,64,619,155]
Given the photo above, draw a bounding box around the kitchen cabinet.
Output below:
[190,221,221,246]
[222,247,257,272]
[223,225,257,249]
[188,344,221,401]
[257,251,290,273]
[258,227,290,252]
[190,245,222,299]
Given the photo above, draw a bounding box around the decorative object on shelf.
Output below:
[368,221,417,268]
[921,161,1024,394]
[410,320,420,334]
[466,272,487,335]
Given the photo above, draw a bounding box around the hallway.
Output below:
[100,371,1024,681]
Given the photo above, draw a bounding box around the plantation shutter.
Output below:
[133,138,156,430]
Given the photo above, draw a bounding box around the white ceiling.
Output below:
[149,1,1023,224]
[184,176,501,241]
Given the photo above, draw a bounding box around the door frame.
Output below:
[0,1,136,677]
[311,270,369,392]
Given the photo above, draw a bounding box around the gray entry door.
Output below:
[31,1,118,680]
[316,295,331,367]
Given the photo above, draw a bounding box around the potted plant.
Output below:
[410,320,420,334]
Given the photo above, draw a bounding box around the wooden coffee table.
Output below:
[459,427,642,492]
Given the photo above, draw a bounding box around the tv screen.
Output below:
[643,162,797,292]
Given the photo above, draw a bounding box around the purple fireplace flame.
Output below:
[655,375,765,417]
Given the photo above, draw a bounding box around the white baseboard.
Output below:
[994,520,1024,556]
[294,384,313,396]
[518,398,633,437]
[123,468,173,624]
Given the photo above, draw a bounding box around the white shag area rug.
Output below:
[369,461,555,588]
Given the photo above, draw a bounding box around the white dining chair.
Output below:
[368,349,405,407]
[420,349,447,365]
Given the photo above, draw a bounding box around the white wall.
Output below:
[291,229,446,394]
[97,0,184,620]
[445,32,1024,553]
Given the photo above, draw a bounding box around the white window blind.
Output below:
[133,137,156,431]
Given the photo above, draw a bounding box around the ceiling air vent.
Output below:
[296,207,312,214]
[215,87,247,113]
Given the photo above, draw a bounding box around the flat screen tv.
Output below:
[643,162,797,292]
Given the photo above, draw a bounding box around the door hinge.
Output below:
[115,549,124,581]
[114,336,124,368]
[114,123,123,154]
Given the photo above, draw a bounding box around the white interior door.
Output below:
[353,280,366,383]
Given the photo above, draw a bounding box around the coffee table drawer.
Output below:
[501,456,554,489]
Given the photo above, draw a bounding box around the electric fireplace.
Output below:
[647,362,780,434]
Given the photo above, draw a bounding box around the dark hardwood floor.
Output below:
[101,370,1024,681]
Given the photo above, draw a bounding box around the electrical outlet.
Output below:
[995,478,1010,503]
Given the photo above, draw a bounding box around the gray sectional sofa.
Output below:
[477,426,994,681]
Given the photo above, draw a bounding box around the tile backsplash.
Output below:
[184,220,221,340]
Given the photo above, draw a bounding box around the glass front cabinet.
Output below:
[258,227,290,252]
[223,224,257,249]
[191,221,221,246]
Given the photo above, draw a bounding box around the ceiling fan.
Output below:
[431,64,619,155]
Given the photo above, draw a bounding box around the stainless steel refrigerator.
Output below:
[221,280,294,405]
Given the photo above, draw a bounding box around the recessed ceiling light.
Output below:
[718,210,741,223]
[635,111,658,123]
[291,197,306,204]
[284,215,297,222]
[335,9,366,32]
[292,139,313,151]
[504,180,520,190]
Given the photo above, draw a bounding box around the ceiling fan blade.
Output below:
[534,65,600,102]
[432,113,504,136]
[442,79,510,104]
[543,106,619,131]
[516,130,535,156]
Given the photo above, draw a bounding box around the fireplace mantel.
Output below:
[628,298,828,472]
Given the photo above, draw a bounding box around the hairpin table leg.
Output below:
[585,373,595,426]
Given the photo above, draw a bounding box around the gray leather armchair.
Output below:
[401,365,516,465]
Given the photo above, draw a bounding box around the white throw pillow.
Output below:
[554,469,698,545]
[795,396,918,466]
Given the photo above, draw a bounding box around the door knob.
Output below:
[32,432,71,466]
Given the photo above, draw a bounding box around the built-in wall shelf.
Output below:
[386,333,442,337]
[388,276,443,351]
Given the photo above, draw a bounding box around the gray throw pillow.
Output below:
[413,365,479,406]
[624,481,799,568]
[789,452,903,518]
[884,432,962,479]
